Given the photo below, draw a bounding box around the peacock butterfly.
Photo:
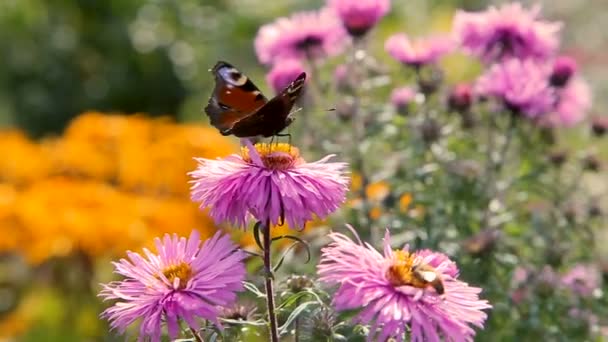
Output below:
[204,61,306,138]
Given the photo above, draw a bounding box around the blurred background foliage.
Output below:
[1,0,606,136]
[1,0,607,341]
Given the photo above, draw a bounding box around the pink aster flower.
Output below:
[254,7,348,65]
[190,142,349,230]
[475,58,555,118]
[266,59,308,94]
[99,230,246,342]
[329,0,390,37]
[318,227,491,341]
[561,264,601,297]
[540,77,592,127]
[453,3,562,63]
[385,33,454,67]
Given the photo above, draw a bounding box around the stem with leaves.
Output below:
[481,113,517,228]
[346,41,376,245]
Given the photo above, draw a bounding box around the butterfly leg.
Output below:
[275,133,292,146]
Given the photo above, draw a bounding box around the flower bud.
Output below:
[591,116,608,137]
[390,87,416,116]
[549,56,577,88]
[448,83,473,113]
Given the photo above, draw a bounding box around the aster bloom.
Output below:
[453,3,562,63]
[540,77,592,127]
[190,142,349,230]
[99,230,246,342]
[266,59,307,94]
[329,0,390,37]
[475,58,555,118]
[561,264,602,297]
[385,33,454,67]
[254,7,348,65]
[318,227,491,341]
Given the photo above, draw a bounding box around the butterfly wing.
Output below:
[204,61,268,134]
[230,72,307,137]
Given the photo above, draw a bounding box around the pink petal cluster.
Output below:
[453,3,562,63]
[390,86,416,111]
[329,0,390,37]
[266,59,308,94]
[318,227,491,341]
[99,230,246,342]
[190,142,349,230]
[561,264,602,297]
[254,7,348,65]
[540,77,592,127]
[475,58,555,118]
[385,33,454,66]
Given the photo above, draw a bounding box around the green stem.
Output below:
[262,221,280,342]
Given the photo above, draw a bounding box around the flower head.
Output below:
[190,142,349,230]
[266,59,308,94]
[254,8,348,65]
[561,264,602,297]
[329,0,390,37]
[475,58,555,118]
[385,33,454,67]
[318,227,491,341]
[99,230,246,342]
[540,77,592,127]
[453,3,562,63]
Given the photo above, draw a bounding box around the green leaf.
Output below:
[252,221,264,251]
[277,289,323,310]
[278,300,319,334]
[271,235,311,272]
[242,281,266,298]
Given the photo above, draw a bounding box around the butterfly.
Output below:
[204,61,306,138]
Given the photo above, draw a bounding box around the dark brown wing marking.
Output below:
[230,72,306,137]
[204,61,268,133]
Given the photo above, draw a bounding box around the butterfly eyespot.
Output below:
[220,67,248,86]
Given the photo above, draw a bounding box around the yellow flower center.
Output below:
[386,250,417,287]
[241,143,302,170]
[386,250,443,294]
[161,262,193,289]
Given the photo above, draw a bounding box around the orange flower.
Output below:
[399,193,413,212]
[43,137,116,180]
[0,130,50,184]
[365,181,390,202]
[0,183,22,252]
[3,112,238,263]
[0,309,31,339]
